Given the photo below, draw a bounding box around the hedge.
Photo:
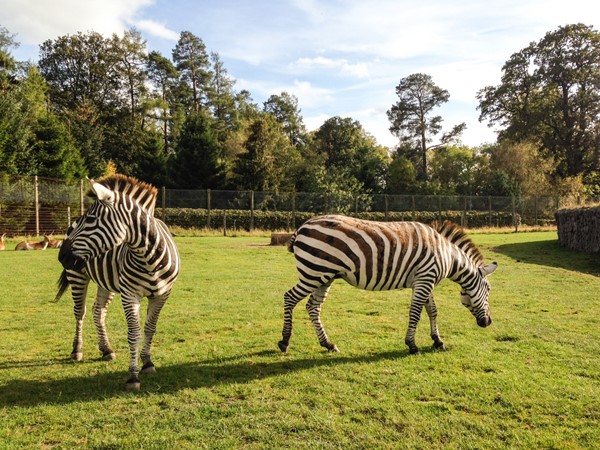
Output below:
[162,208,522,231]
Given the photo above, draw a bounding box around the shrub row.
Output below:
[162,208,525,230]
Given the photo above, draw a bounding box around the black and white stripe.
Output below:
[56,174,180,391]
[278,215,497,354]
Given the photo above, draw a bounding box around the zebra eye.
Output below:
[85,215,97,225]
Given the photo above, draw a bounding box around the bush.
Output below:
[161,208,521,231]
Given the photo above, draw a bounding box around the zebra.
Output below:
[55,174,180,391]
[278,215,497,355]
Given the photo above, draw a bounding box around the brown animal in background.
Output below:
[48,237,63,248]
[14,235,50,251]
[0,233,5,251]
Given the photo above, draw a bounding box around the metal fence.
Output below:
[0,174,570,236]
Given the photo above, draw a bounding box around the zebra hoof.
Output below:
[328,344,340,352]
[408,347,420,355]
[102,351,116,361]
[125,378,141,392]
[71,352,83,361]
[433,342,446,351]
[141,362,156,374]
[277,340,289,353]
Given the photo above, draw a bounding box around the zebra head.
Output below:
[58,179,129,271]
[460,262,497,328]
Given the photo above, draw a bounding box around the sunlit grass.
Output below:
[0,232,598,449]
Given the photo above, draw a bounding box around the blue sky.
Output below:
[2,0,599,148]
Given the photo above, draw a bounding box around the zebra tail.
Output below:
[53,270,70,302]
[287,232,297,253]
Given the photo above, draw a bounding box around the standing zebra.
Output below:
[56,174,180,391]
[279,215,497,354]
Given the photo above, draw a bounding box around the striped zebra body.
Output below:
[279,215,497,354]
[56,175,180,391]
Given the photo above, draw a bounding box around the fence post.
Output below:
[384,195,389,221]
[534,196,538,226]
[488,196,492,228]
[67,206,71,230]
[79,179,84,216]
[437,195,442,223]
[207,189,211,228]
[161,186,166,221]
[411,195,416,221]
[292,192,296,230]
[250,190,255,232]
[355,195,358,214]
[461,196,467,227]
[34,175,39,236]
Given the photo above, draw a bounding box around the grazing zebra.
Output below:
[279,215,497,354]
[56,174,180,391]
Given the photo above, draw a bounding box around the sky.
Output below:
[2,0,599,149]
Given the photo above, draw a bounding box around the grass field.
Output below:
[0,231,598,449]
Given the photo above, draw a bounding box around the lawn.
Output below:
[0,231,598,449]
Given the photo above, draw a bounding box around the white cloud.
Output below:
[132,20,179,41]
[291,56,370,78]
[0,0,155,44]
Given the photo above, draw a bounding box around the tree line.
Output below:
[1,23,600,200]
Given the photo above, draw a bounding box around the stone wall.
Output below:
[555,206,600,253]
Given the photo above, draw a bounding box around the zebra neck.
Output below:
[448,250,479,286]
[125,215,163,266]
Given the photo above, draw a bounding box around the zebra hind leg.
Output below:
[306,282,338,352]
[93,287,117,361]
[140,294,168,374]
[425,295,446,351]
[278,284,308,352]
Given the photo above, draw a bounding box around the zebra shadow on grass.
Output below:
[0,347,423,407]
[494,239,600,276]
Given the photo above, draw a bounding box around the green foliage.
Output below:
[170,110,224,188]
[478,23,600,179]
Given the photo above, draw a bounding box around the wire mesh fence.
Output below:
[0,174,569,236]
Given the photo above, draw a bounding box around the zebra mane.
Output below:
[433,220,485,266]
[89,174,158,214]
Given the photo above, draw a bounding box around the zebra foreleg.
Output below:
[425,295,445,351]
[70,277,90,361]
[306,282,338,352]
[93,287,116,361]
[405,284,432,354]
[122,296,143,391]
[278,285,306,352]
[140,294,168,374]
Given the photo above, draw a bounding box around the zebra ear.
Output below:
[88,178,115,204]
[482,261,498,276]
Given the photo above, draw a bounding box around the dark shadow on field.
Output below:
[494,239,600,276]
[0,348,417,407]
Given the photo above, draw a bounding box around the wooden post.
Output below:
[250,190,255,232]
[488,196,492,228]
[223,211,227,236]
[161,186,166,220]
[34,175,39,236]
[79,179,84,216]
[67,206,71,230]
[207,189,211,228]
[292,192,296,230]
[384,195,389,221]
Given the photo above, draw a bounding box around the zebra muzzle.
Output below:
[58,239,86,271]
[477,316,492,328]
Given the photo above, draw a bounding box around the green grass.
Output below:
[0,231,598,449]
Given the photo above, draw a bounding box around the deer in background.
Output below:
[15,235,50,251]
[0,233,5,250]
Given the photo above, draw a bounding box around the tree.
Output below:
[170,111,224,188]
[172,31,210,113]
[0,25,19,92]
[477,23,600,179]
[233,114,299,192]
[309,116,389,194]
[429,146,488,195]
[146,50,179,153]
[263,92,308,147]
[387,73,465,180]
